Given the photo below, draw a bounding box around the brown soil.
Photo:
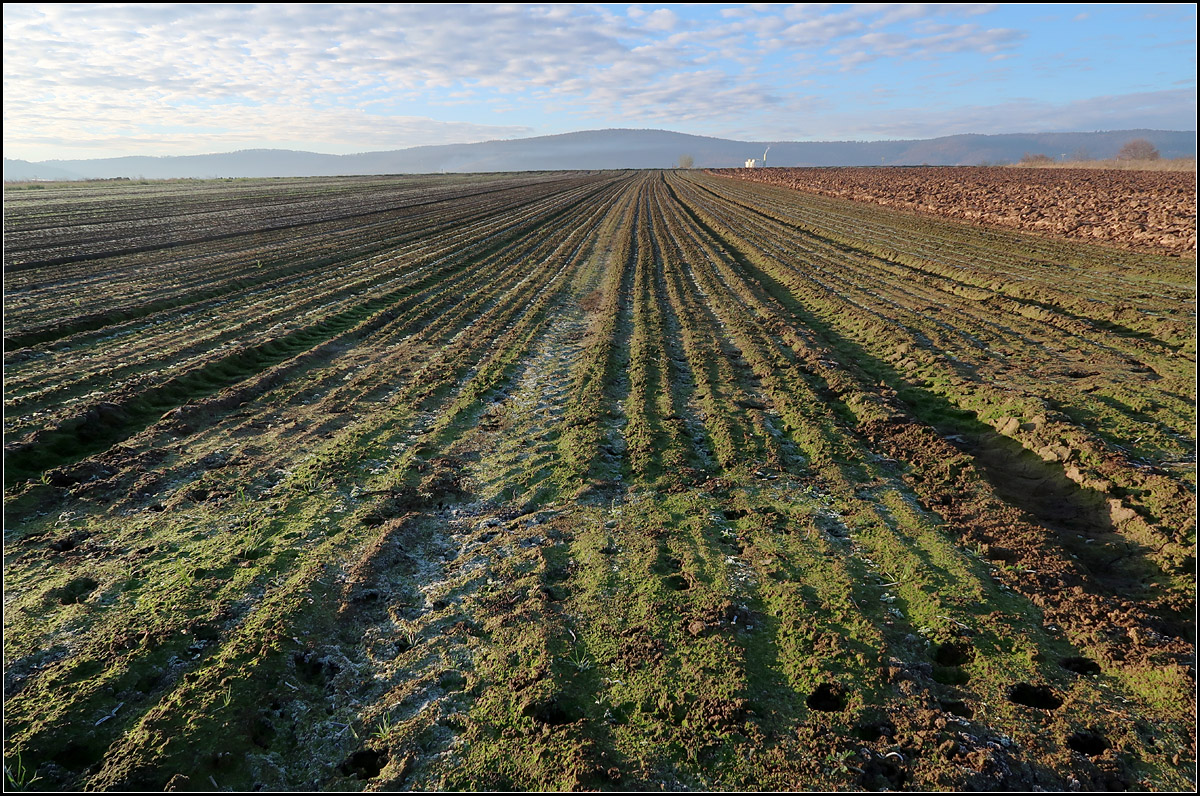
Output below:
[713,166,1197,256]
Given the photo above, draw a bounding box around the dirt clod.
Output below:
[717,166,1197,256]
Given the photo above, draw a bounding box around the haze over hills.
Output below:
[5,128,1195,181]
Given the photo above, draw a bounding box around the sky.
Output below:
[3,3,1196,161]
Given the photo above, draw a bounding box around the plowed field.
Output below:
[713,166,1197,256]
[3,171,1195,791]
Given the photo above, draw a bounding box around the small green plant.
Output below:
[373,713,395,741]
[170,557,196,587]
[564,648,593,672]
[397,624,419,652]
[4,750,42,791]
[292,470,332,495]
[823,749,855,775]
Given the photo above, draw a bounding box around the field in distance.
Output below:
[715,165,1197,256]
[3,170,1195,791]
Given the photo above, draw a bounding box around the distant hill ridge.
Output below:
[5,128,1195,180]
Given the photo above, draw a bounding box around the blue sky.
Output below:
[3,3,1195,161]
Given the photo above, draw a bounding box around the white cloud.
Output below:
[814,88,1198,139]
[5,3,638,156]
[833,21,1024,68]
[643,9,680,32]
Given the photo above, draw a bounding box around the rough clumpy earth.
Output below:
[713,166,1197,257]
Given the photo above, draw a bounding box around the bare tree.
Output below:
[677,154,694,169]
[1117,139,1160,161]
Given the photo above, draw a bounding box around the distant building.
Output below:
[745,158,757,168]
